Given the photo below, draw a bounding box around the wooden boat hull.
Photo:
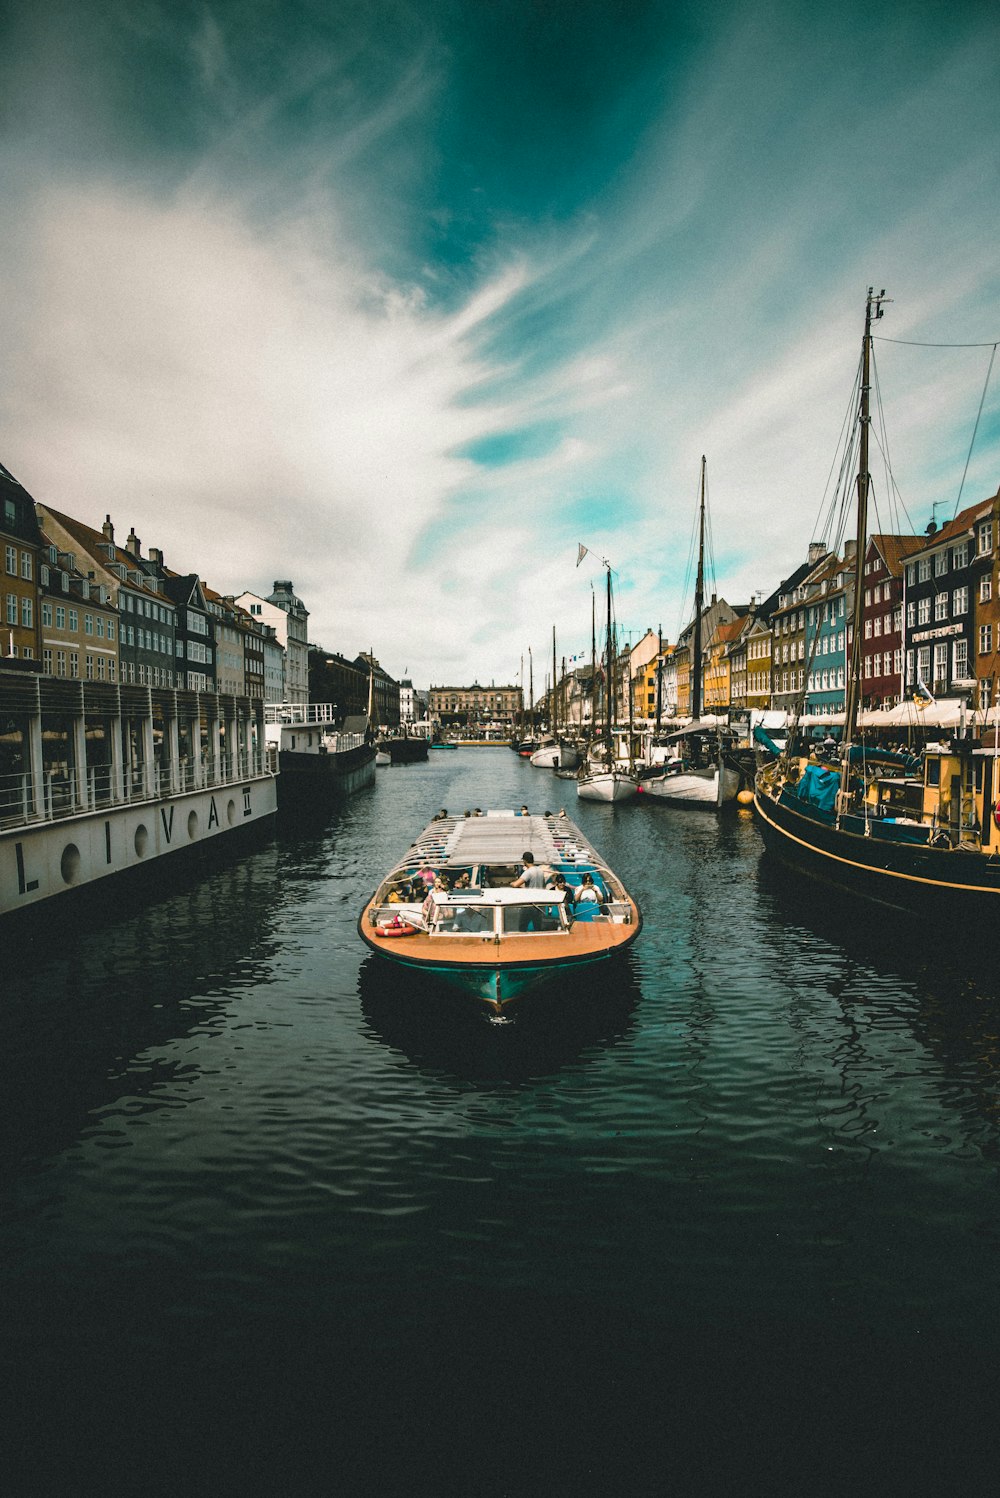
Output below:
[638,766,740,808]
[577,771,638,802]
[754,781,1000,916]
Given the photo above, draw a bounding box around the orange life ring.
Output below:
[993,799,1000,831]
[375,920,417,939]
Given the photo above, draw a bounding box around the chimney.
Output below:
[844,538,857,561]
[808,541,826,564]
[148,547,163,567]
[102,515,115,545]
[126,527,141,557]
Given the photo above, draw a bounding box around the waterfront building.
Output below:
[1,462,43,665]
[770,546,828,715]
[308,647,369,718]
[399,678,417,724]
[673,596,741,718]
[803,550,852,721]
[238,582,309,704]
[703,618,742,713]
[726,616,752,716]
[205,589,250,697]
[428,682,523,730]
[859,534,921,710]
[742,615,773,712]
[37,509,178,688]
[37,532,118,683]
[976,484,1000,715]
[903,500,992,705]
[355,652,399,729]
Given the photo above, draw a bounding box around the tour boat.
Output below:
[754,288,1000,916]
[357,809,642,1009]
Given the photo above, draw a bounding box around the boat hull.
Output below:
[753,783,1000,916]
[577,771,638,802]
[277,744,376,803]
[639,766,740,808]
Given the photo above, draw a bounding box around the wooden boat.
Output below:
[357,810,642,1009]
[578,556,638,802]
[264,702,375,802]
[754,288,1000,915]
[638,459,740,811]
[375,749,391,766]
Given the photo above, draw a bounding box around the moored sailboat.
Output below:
[754,289,1000,915]
[577,556,639,802]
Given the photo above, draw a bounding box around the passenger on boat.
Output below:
[454,871,471,889]
[512,852,547,889]
[433,808,448,821]
[519,805,529,816]
[576,873,601,905]
[547,872,574,908]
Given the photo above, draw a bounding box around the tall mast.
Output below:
[844,288,887,746]
[552,625,557,734]
[692,455,706,722]
[528,647,534,728]
[605,563,614,755]
[655,623,663,732]
[591,587,597,736]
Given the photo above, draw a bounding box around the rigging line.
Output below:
[812,353,863,545]
[873,337,1000,348]
[952,341,998,521]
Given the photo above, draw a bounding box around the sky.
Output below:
[1,0,998,689]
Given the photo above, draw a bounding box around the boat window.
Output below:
[432,903,496,935]
[500,903,565,934]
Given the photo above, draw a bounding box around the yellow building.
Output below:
[703,620,742,712]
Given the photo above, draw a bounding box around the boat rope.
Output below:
[951,341,997,521]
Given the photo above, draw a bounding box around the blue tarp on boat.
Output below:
[753,725,782,757]
[794,763,840,813]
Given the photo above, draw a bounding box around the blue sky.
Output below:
[1,0,998,687]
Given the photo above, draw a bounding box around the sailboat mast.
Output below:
[691,456,706,722]
[591,588,597,738]
[844,288,887,746]
[605,564,614,755]
[655,623,662,732]
[552,625,557,734]
[529,648,534,729]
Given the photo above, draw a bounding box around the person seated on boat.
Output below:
[453,871,472,890]
[576,872,601,905]
[387,883,406,904]
[519,805,529,816]
[511,851,548,889]
[432,808,448,821]
[546,872,574,909]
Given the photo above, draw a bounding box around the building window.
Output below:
[55,605,66,629]
[933,643,948,685]
[70,653,79,678]
[893,649,902,675]
[21,597,32,628]
[108,657,116,681]
[978,522,993,555]
[43,648,52,672]
[980,624,993,655]
[953,542,969,569]
[906,650,914,685]
[68,609,78,632]
[85,654,94,679]
[906,601,916,628]
[41,601,53,627]
[5,593,14,625]
[934,592,948,622]
[108,619,115,640]
[917,598,931,625]
[953,586,969,615]
[981,679,994,710]
[56,650,66,676]
[953,638,969,681]
[917,647,931,681]
[96,617,105,638]
[933,551,947,577]
[917,558,931,582]
[5,545,16,574]
[20,552,32,579]
[84,613,93,635]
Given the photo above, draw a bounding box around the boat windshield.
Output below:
[430,903,496,935]
[498,902,566,934]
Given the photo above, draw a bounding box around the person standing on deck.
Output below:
[512,852,547,889]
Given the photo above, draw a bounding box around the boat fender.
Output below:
[994,799,1000,830]
[375,918,417,938]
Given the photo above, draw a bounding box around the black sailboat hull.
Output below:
[754,785,1000,917]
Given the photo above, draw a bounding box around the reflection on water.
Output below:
[357,950,640,1085]
[5,751,1000,1489]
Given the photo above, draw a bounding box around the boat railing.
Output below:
[0,748,271,831]
[264,702,339,726]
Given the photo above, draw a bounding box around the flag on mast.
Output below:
[576,543,588,568]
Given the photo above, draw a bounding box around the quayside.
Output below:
[357,809,642,1011]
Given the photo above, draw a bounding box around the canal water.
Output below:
[4,748,1000,1493]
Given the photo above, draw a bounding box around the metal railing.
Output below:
[0,748,269,830]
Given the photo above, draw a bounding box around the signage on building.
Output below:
[911,623,963,643]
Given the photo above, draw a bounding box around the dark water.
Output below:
[4,748,1000,1493]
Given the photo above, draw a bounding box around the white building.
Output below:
[237,581,309,704]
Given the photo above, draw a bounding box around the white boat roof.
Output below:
[440,814,559,867]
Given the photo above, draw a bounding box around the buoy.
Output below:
[737,789,755,807]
